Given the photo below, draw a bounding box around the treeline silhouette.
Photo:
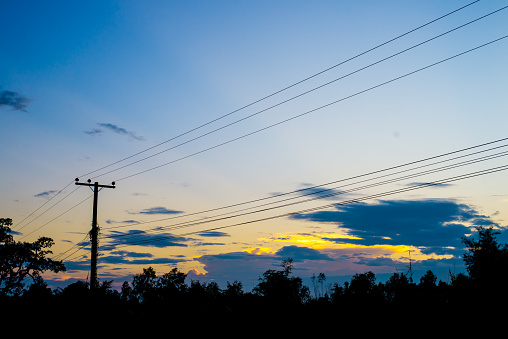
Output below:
[2,225,507,326]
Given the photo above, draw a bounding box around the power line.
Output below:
[101,138,508,232]
[13,180,75,230]
[19,193,93,240]
[99,148,508,242]
[87,6,508,182]
[96,164,508,250]
[12,1,485,240]
[77,0,480,180]
[112,35,508,182]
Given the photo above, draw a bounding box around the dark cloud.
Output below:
[98,123,145,141]
[275,245,333,262]
[109,250,153,258]
[193,246,335,290]
[104,229,189,248]
[354,256,401,267]
[197,231,230,237]
[84,123,145,141]
[135,207,184,215]
[296,183,348,200]
[34,190,58,199]
[0,87,31,112]
[105,219,139,225]
[194,241,226,246]
[290,199,499,251]
[83,128,103,136]
[100,250,183,266]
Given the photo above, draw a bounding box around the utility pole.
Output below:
[75,178,115,291]
[406,250,414,283]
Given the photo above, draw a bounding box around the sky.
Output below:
[1,0,508,292]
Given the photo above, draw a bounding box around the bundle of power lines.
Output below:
[11,0,508,266]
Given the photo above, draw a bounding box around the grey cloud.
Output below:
[104,229,189,248]
[296,183,348,200]
[275,245,333,262]
[84,123,145,141]
[0,87,31,112]
[136,207,184,215]
[83,128,103,136]
[197,231,230,237]
[34,190,58,199]
[406,182,453,188]
[98,123,145,141]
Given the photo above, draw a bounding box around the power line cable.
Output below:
[97,164,508,250]
[87,6,507,182]
[100,149,508,242]
[19,193,93,240]
[16,186,83,232]
[101,138,508,231]
[112,35,508,182]
[13,181,75,230]
[12,1,484,240]
[77,0,480,180]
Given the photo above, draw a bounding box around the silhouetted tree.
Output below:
[462,226,508,286]
[224,280,244,298]
[157,267,187,301]
[253,258,310,305]
[348,271,377,296]
[384,272,415,305]
[131,266,158,303]
[419,270,437,288]
[0,218,66,296]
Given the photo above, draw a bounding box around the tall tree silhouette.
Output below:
[462,226,508,285]
[461,226,508,306]
[253,258,310,305]
[0,218,65,296]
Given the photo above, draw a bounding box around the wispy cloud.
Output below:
[83,128,103,136]
[296,183,347,200]
[405,182,453,188]
[105,229,189,248]
[105,219,139,225]
[197,231,230,238]
[134,207,184,215]
[34,190,58,199]
[0,87,31,113]
[84,122,145,141]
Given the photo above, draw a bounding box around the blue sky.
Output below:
[1,0,508,291]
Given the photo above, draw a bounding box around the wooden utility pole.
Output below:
[75,178,115,291]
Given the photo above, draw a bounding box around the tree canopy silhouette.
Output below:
[0,218,65,296]
[252,258,310,305]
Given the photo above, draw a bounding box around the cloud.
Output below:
[84,122,145,141]
[0,87,31,112]
[274,245,333,262]
[406,182,453,188]
[34,190,58,199]
[104,229,189,248]
[197,231,230,237]
[105,219,139,225]
[290,199,499,252]
[99,250,185,266]
[295,183,348,200]
[135,207,184,215]
[83,128,103,136]
[98,123,145,141]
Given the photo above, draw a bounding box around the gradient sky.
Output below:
[1,0,508,291]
